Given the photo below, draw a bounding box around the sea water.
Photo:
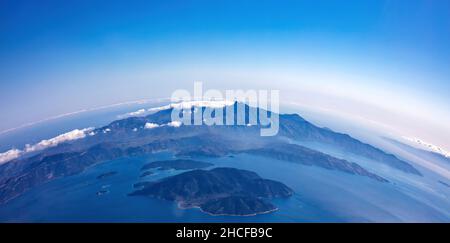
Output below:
[0,151,448,222]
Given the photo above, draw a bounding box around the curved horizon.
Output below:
[1,1,449,151]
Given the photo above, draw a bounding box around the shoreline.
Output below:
[177,201,279,217]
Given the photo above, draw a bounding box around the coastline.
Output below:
[177,201,279,217]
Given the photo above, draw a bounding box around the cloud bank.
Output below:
[0,127,95,165]
[0,149,22,164]
[120,100,235,119]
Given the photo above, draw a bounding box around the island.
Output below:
[140,171,154,178]
[0,102,403,205]
[96,171,117,179]
[141,159,213,171]
[129,167,293,216]
[96,190,109,196]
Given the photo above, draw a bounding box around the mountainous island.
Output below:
[0,102,421,205]
[130,167,294,216]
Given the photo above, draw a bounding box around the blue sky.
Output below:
[0,0,449,147]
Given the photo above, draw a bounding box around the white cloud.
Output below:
[1,98,170,136]
[0,127,95,165]
[148,104,173,113]
[147,100,234,113]
[144,122,160,129]
[403,136,450,158]
[25,127,95,153]
[129,109,146,116]
[167,121,182,127]
[119,100,234,120]
[0,149,22,165]
[144,121,182,129]
[119,109,147,118]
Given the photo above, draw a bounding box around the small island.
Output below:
[141,159,213,171]
[129,167,293,216]
[96,171,117,179]
[140,171,154,178]
[96,190,109,196]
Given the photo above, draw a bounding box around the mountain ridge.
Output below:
[0,102,420,204]
[129,167,294,216]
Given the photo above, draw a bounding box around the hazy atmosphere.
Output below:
[1,0,450,224]
[1,0,449,150]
